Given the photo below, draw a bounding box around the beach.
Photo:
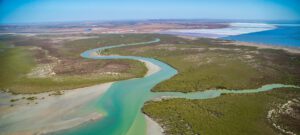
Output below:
[0,83,112,135]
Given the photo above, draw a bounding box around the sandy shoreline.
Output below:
[140,59,161,77]
[145,115,164,135]
[0,82,112,135]
[176,35,300,54]
[224,41,300,54]
[141,60,163,135]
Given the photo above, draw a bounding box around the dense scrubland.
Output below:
[106,34,300,92]
[143,88,300,135]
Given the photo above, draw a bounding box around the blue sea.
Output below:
[223,25,300,48]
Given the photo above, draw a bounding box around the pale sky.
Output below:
[0,0,299,24]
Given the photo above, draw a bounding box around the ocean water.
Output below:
[223,26,300,48]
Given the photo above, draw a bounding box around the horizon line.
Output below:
[1,18,300,25]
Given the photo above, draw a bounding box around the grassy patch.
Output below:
[7,59,147,94]
[0,34,148,94]
[0,47,36,88]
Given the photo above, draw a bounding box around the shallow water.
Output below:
[223,26,300,48]
[55,38,299,135]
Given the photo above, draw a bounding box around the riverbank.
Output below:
[90,50,161,78]
[140,59,161,77]
[145,115,164,135]
[0,82,112,135]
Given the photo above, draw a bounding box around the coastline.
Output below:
[177,35,300,54]
[223,40,300,54]
[0,82,112,135]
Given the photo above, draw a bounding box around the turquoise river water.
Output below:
[55,38,299,135]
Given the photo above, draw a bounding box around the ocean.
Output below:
[223,25,300,48]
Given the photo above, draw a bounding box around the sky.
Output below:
[0,0,299,24]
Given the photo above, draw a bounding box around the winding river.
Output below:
[56,38,299,135]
